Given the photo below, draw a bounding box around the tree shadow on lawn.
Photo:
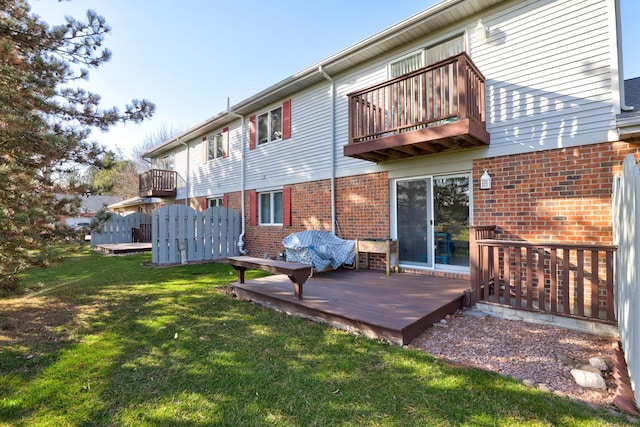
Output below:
[0,254,632,426]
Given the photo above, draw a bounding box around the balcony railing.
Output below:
[469,226,616,324]
[345,52,489,162]
[139,169,177,197]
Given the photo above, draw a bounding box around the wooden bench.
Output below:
[228,256,313,300]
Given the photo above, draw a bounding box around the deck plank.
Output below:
[233,268,469,345]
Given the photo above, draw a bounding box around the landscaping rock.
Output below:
[589,356,608,372]
[570,368,607,390]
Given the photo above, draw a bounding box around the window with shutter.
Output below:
[249,100,291,149]
[206,127,229,161]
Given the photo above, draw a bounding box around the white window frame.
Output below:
[425,34,465,66]
[259,190,283,225]
[207,130,228,161]
[388,49,424,79]
[160,154,175,170]
[387,34,466,80]
[208,197,223,208]
[257,106,282,145]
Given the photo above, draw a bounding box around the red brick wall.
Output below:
[335,172,391,240]
[227,181,333,259]
[473,141,640,243]
[226,172,391,262]
[222,141,639,265]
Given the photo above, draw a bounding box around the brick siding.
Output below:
[473,141,640,243]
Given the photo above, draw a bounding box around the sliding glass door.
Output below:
[397,178,433,267]
[396,174,470,269]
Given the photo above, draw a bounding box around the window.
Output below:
[426,35,465,66]
[249,100,291,150]
[207,133,224,160]
[160,154,175,170]
[388,35,465,79]
[208,197,223,208]
[205,128,228,162]
[257,107,282,145]
[259,190,283,225]
[389,51,424,78]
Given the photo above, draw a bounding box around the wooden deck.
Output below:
[94,242,152,254]
[233,268,470,346]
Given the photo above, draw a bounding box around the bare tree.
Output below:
[132,124,185,172]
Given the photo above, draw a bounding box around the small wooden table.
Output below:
[355,239,399,275]
[228,256,313,300]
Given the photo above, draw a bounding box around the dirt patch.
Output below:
[0,297,76,349]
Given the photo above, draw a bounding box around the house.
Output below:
[141,0,638,278]
[57,194,121,228]
[107,195,165,216]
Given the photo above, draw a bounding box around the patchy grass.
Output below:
[0,245,634,426]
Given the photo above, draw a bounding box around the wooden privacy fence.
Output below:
[470,226,616,323]
[152,204,241,265]
[612,154,640,405]
[91,212,152,246]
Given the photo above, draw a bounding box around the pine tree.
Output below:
[0,0,155,290]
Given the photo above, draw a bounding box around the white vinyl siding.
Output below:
[475,0,615,154]
[165,0,617,200]
[244,84,334,189]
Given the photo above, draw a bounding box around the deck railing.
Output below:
[139,169,177,197]
[348,52,485,144]
[470,226,616,323]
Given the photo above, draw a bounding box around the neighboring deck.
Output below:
[94,242,152,255]
[233,268,469,345]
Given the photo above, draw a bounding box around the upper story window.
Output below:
[249,99,291,150]
[389,51,424,78]
[258,107,282,145]
[160,154,175,170]
[388,34,465,79]
[207,129,228,161]
[426,35,465,65]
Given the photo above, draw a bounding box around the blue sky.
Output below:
[30,0,640,158]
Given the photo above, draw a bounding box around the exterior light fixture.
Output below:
[475,19,489,43]
[480,169,492,190]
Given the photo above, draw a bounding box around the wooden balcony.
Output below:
[345,52,490,162]
[139,169,177,197]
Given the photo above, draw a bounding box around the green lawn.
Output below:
[0,245,634,426]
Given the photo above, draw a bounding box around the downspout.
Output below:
[179,137,191,208]
[228,98,249,254]
[318,65,337,235]
[614,0,633,112]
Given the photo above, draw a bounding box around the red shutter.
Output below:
[202,136,207,164]
[222,127,229,158]
[282,99,291,140]
[201,197,208,211]
[249,115,256,150]
[283,186,291,227]
[249,190,257,226]
[222,194,229,207]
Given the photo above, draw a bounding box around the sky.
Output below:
[28,0,640,159]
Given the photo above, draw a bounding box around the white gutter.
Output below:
[227,98,249,254]
[318,65,337,235]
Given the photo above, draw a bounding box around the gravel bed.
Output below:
[408,309,620,410]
